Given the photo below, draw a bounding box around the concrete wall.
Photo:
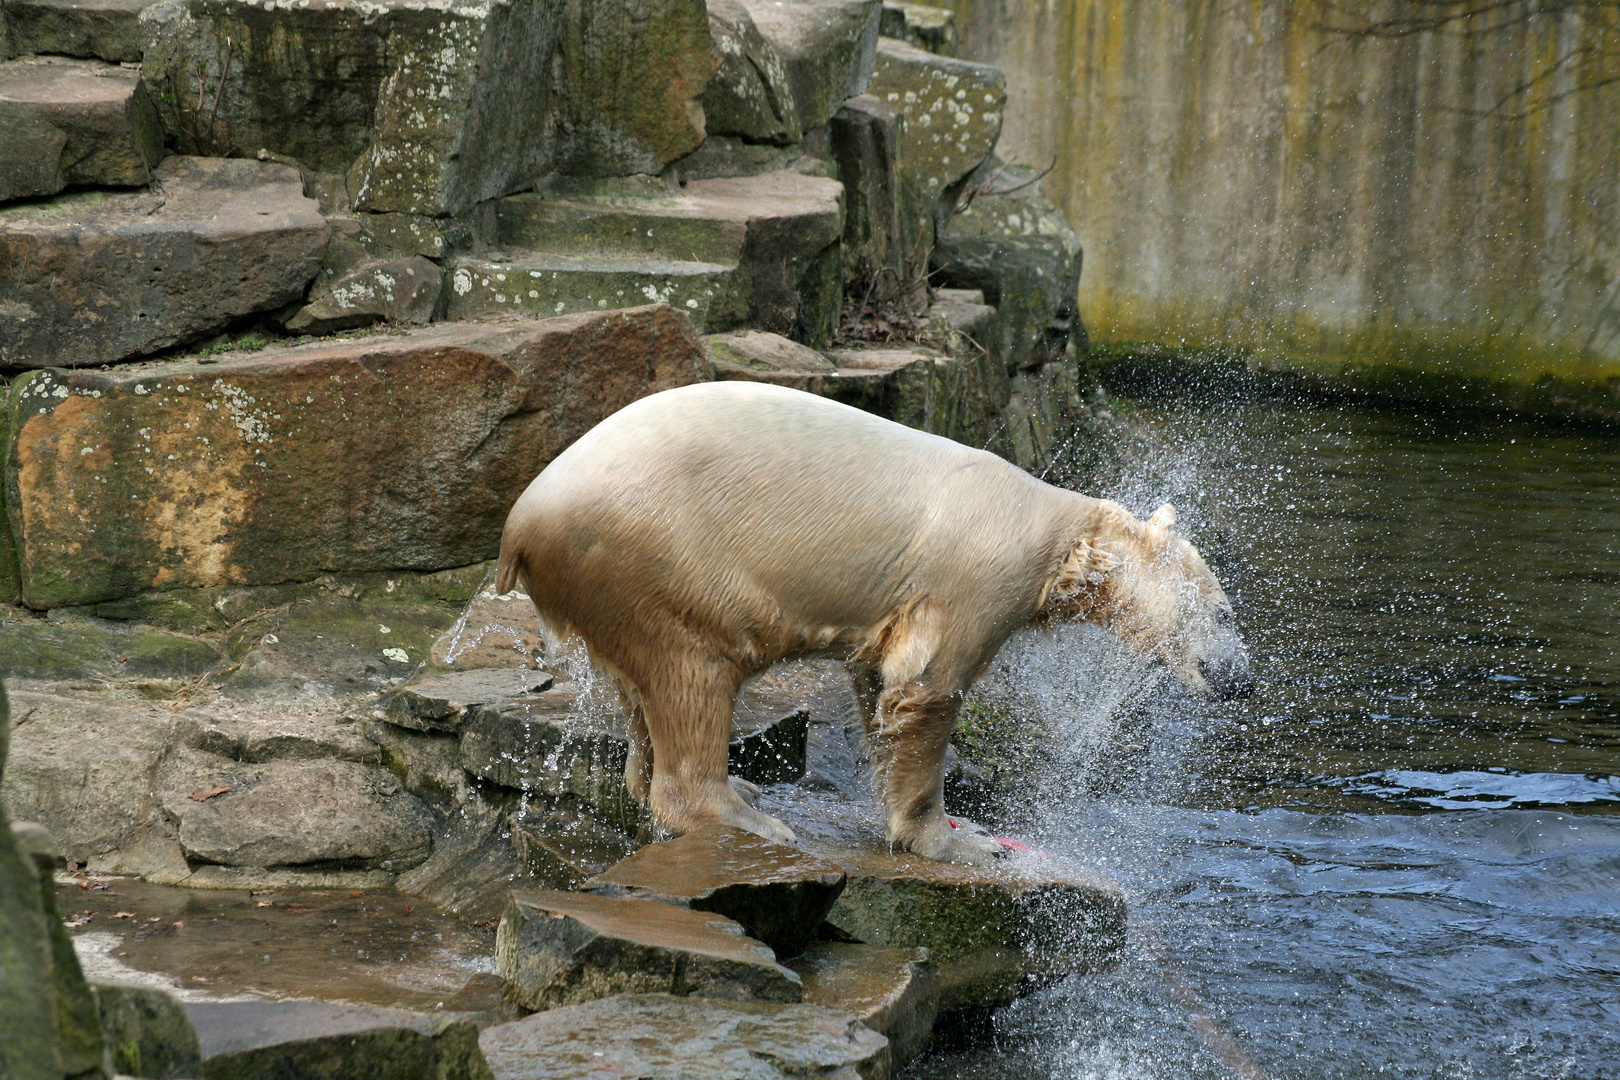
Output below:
[945,0,1620,412]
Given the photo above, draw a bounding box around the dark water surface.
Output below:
[906,400,1620,1080]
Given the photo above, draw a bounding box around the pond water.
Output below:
[904,398,1620,1080]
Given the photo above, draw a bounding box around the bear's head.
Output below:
[1043,501,1253,700]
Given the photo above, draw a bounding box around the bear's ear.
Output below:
[1051,537,1120,599]
[1147,503,1176,531]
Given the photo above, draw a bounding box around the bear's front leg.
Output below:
[870,681,1005,866]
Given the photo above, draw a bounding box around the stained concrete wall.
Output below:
[945,0,1620,413]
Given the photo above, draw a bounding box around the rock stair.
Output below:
[446,170,845,342]
[1,0,155,63]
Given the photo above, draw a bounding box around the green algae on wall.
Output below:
[945,0,1620,418]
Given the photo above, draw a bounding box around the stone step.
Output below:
[185,1000,486,1080]
[444,253,745,330]
[496,889,803,1011]
[0,55,162,203]
[739,0,883,134]
[387,668,557,734]
[2,0,155,62]
[484,170,846,341]
[3,306,706,610]
[584,824,847,959]
[479,993,889,1080]
[0,155,325,369]
[788,942,938,1069]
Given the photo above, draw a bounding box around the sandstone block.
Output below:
[430,581,547,671]
[157,753,435,872]
[790,942,937,1068]
[138,0,561,216]
[187,999,490,1080]
[741,0,882,133]
[586,825,846,959]
[0,155,325,368]
[551,0,719,176]
[703,0,800,145]
[3,0,154,61]
[94,981,203,1080]
[0,56,162,203]
[481,993,889,1080]
[445,253,744,330]
[3,307,707,609]
[868,38,1004,246]
[283,255,443,335]
[496,890,803,1011]
[878,2,955,56]
[388,668,556,734]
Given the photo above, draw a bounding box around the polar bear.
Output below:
[497,381,1251,865]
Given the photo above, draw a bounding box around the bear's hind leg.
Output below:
[621,691,653,807]
[639,650,796,846]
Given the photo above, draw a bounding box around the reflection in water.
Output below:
[907,399,1620,1080]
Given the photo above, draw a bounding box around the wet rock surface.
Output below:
[0,155,326,368]
[496,889,803,1011]
[789,942,937,1068]
[585,825,846,959]
[187,999,491,1080]
[387,669,556,734]
[0,55,163,201]
[479,992,890,1080]
[706,329,839,391]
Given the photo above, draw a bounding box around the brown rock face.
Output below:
[789,942,938,1069]
[496,889,803,1011]
[0,156,327,368]
[585,825,847,959]
[3,306,709,609]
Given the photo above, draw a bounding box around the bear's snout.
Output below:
[1199,642,1254,700]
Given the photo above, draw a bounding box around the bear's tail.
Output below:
[495,544,523,597]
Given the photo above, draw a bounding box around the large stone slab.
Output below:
[550,0,718,176]
[0,155,326,368]
[157,752,435,872]
[740,0,882,133]
[3,306,708,609]
[480,993,889,1080]
[789,942,937,1068]
[444,253,744,330]
[138,0,561,216]
[2,0,155,61]
[0,56,163,203]
[186,999,491,1080]
[703,0,800,145]
[867,38,1004,246]
[497,889,803,1011]
[586,825,846,959]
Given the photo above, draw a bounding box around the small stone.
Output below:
[283,256,443,335]
[480,993,889,1080]
[585,825,846,959]
[789,942,938,1068]
[2,0,157,62]
[0,56,163,203]
[496,889,803,1011]
[0,155,326,368]
[185,999,488,1080]
[94,981,203,1080]
[386,668,556,734]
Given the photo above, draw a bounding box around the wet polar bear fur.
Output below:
[497,381,1251,865]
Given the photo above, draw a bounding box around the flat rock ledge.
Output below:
[585,824,846,960]
[496,889,803,1012]
[790,942,938,1070]
[479,993,889,1080]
